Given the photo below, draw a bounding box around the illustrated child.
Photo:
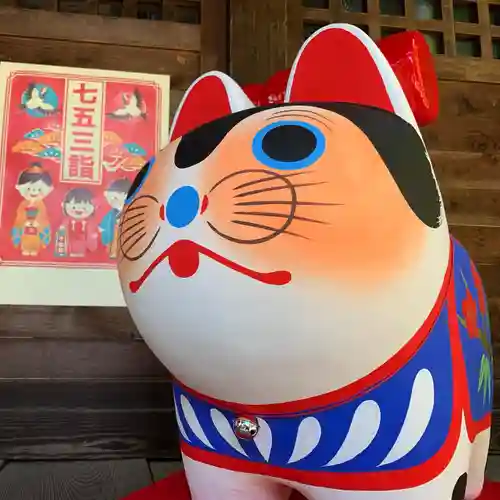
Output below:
[98,178,132,259]
[58,188,98,258]
[12,163,54,257]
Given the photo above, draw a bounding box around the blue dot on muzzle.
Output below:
[165,186,200,228]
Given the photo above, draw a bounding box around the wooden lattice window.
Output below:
[13,0,201,23]
[303,0,500,59]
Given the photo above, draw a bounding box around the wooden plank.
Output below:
[479,265,500,299]
[0,410,179,459]
[0,306,139,340]
[0,35,199,89]
[423,80,500,153]
[0,339,168,379]
[0,460,152,498]
[487,454,500,480]
[0,7,200,51]
[170,88,184,122]
[491,298,500,340]
[0,380,172,410]
[434,56,500,84]
[431,150,500,186]
[0,380,177,459]
[492,410,500,454]
[487,298,500,342]
[230,0,294,84]
[58,0,98,14]
[286,0,304,67]
[230,0,270,84]
[200,0,228,72]
[149,461,183,482]
[441,186,500,222]
[449,223,500,265]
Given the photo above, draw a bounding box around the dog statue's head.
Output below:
[118,25,450,405]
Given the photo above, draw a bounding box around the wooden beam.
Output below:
[200,0,228,72]
[0,379,178,459]
[434,56,500,84]
[0,339,168,379]
[229,0,299,85]
[0,461,153,496]
[0,7,200,52]
[0,35,199,89]
[0,306,139,340]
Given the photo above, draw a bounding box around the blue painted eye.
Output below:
[125,157,155,204]
[252,121,325,171]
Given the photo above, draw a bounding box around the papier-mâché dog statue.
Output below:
[117,24,493,500]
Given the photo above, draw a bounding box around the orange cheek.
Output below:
[118,144,176,283]
[199,111,427,288]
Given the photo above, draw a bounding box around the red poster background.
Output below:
[0,70,163,268]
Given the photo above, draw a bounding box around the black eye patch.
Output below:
[174,108,258,169]
[126,159,153,202]
[172,101,441,228]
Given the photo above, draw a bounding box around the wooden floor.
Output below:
[0,457,497,499]
[0,460,182,500]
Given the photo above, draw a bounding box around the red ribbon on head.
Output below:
[241,83,265,106]
[377,30,439,127]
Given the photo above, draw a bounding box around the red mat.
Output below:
[123,469,500,500]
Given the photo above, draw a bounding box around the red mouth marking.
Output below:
[129,239,291,293]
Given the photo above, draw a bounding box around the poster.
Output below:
[0,63,170,306]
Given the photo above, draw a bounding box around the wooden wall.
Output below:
[0,0,499,459]
[0,0,225,460]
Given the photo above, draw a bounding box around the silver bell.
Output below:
[233,416,259,440]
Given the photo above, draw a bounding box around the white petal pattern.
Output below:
[288,417,322,464]
[210,408,248,456]
[254,417,273,462]
[324,400,381,466]
[378,369,435,466]
[180,395,214,449]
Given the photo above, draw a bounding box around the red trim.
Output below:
[175,241,453,416]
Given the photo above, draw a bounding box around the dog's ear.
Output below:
[170,71,254,141]
[285,24,418,129]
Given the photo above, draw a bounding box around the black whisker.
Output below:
[122,229,160,262]
[124,232,148,255]
[234,171,309,191]
[132,194,159,203]
[235,181,327,199]
[235,200,342,207]
[120,219,146,236]
[231,219,309,239]
[125,204,148,213]
[234,211,329,225]
[119,212,144,228]
[121,227,146,248]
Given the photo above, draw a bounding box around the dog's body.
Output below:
[118,24,492,500]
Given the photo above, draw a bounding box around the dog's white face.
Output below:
[117,25,450,405]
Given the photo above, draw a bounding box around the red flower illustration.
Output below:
[462,288,480,339]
